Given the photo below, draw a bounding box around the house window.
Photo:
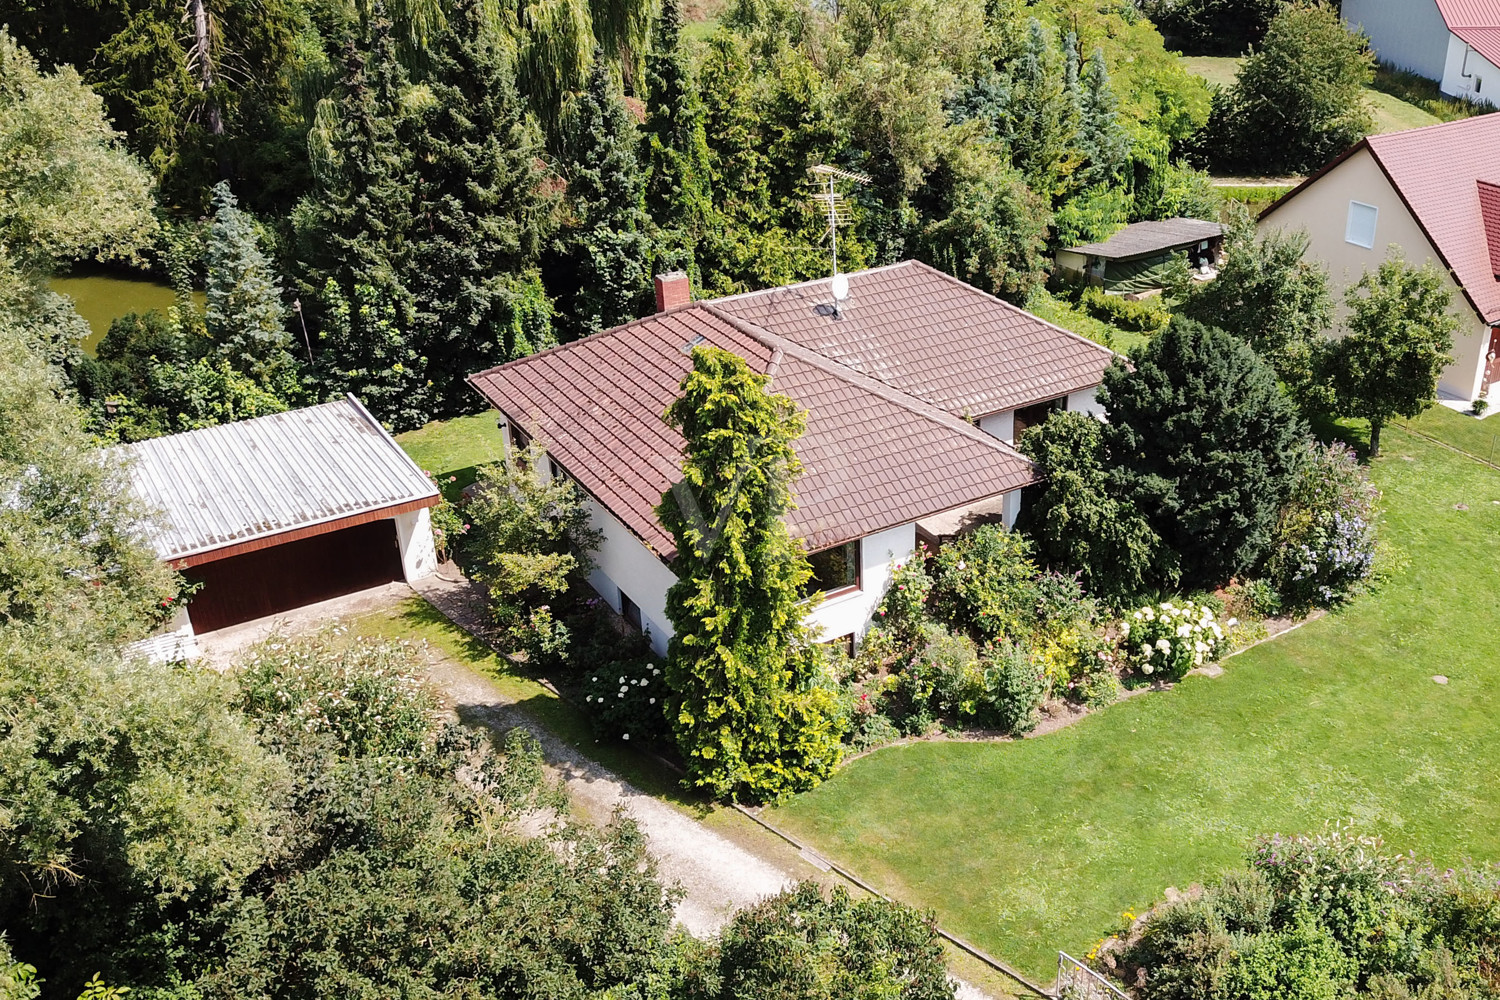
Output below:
[548,458,564,482]
[1345,201,1379,249]
[508,423,530,455]
[806,540,861,597]
[619,590,642,630]
[1011,396,1065,442]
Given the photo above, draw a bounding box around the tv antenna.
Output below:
[808,164,870,281]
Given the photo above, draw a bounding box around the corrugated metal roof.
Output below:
[115,395,439,562]
[1064,218,1223,261]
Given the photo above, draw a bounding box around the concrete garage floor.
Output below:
[193,581,414,666]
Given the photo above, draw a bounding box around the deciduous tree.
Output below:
[1330,250,1457,456]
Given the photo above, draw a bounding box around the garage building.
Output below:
[118,395,440,656]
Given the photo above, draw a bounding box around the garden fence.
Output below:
[1055,952,1129,1000]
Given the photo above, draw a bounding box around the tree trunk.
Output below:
[1369,418,1382,457]
[186,0,224,136]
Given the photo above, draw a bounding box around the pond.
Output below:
[49,270,205,356]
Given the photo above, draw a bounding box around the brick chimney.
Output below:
[654,271,691,312]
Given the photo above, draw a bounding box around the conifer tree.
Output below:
[1005,19,1077,199]
[405,0,556,392]
[1076,48,1131,188]
[642,0,713,243]
[551,48,656,339]
[296,15,430,428]
[658,347,845,802]
[204,181,295,391]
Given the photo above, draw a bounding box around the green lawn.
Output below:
[396,412,506,500]
[1028,290,1149,356]
[1404,404,1500,466]
[1179,55,1443,137]
[766,424,1500,980]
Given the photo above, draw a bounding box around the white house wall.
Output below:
[1260,147,1489,402]
[1343,0,1451,80]
[804,522,916,643]
[1441,34,1500,103]
[395,508,439,583]
[978,409,1015,443]
[584,497,680,657]
[1066,387,1106,419]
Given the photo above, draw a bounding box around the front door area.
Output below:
[1486,327,1500,396]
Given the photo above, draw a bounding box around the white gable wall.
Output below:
[1344,0,1452,80]
[1260,146,1490,402]
[1441,33,1500,103]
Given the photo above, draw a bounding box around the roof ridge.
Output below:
[698,301,1034,466]
[466,301,711,381]
[703,260,916,307]
[902,259,1124,363]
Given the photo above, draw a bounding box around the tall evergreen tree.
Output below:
[1005,19,1077,199]
[550,48,656,339]
[642,0,713,244]
[295,15,430,428]
[658,347,845,802]
[204,181,296,391]
[1076,47,1131,188]
[405,0,557,396]
[1099,318,1306,587]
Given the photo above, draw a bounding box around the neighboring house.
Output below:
[1055,218,1224,293]
[118,395,440,659]
[1259,114,1500,405]
[468,261,1115,655]
[1343,0,1500,104]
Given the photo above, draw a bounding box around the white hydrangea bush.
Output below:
[1119,600,1231,681]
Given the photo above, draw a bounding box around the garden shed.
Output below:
[1056,217,1224,292]
[117,395,440,652]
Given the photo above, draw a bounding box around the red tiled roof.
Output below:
[1478,180,1500,276]
[711,260,1115,418]
[1364,114,1500,323]
[468,298,1040,560]
[1435,0,1500,29]
[1452,25,1500,67]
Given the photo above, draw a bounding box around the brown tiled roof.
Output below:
[1063,218,1222,261]
[710,260,1115,418]
[1267,114,1500,324]
[467,299,1039,560]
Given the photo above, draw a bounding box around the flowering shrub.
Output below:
[1120,600,1228,681]
[423,472,468,563]
[929,525,1040,640]
[581,654,669,744]
[979,642,1046,735]
[236,631,437,759]
[874,552,933,644]
[1268,441,1378,609]
[511,604,571,669]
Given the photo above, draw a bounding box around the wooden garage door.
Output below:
[185,519,404,633]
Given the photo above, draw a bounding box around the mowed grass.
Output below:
[766,424,1500,980]
[1178,55,1442,136]
[1404,404,1500,466]
[396,412,505,500]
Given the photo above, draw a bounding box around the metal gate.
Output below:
[1056,952,1130,1000]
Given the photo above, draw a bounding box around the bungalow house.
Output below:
[1054,218,1224,293]
[467,261,1115,655]
[1343,0,1500,105]
[118,395,441,659]
[1259,114,1500,406]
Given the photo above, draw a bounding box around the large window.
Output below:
[806,540,861,597]
[1345,201,1378,249]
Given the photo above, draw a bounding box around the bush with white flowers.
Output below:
[580,653,670,743]
[1119,600,1230,681]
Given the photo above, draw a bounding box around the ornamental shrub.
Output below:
[1119,600,1227,681]
[1100,317,1305,587]
[1081,286,1170,334]
[1267,442,1379,609]
[929,525,1040,641]
[874,553,934,646]
[979,642,1046,736]
[582,655,670,745]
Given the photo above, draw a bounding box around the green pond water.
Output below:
[49,271,205,356]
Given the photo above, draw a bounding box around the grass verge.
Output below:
[765,424,1500,980]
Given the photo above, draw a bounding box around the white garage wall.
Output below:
[395,508,438,583]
